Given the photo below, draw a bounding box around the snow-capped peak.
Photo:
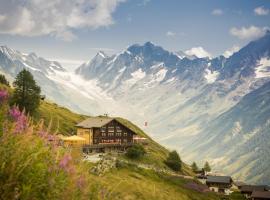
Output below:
[97,51,108,58]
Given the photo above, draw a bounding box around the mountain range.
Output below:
[1,31,270,184]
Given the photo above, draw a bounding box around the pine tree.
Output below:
[0,74,9,86]
[10,69,41,114]
[204,161,211,172]
[164,150,182,171]
[191,162,199,172]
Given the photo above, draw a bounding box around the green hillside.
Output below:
[34,101,221,200]
[0,83,243,200]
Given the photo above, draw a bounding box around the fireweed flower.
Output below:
[0,90,8,103]
[9,107,27,133]
[59,154,72,172]
[9,107,21,121]
[14,114,27,133]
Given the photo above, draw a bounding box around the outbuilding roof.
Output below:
[240,185,268,193]
[251,191,270,199]
[206,176,232,184]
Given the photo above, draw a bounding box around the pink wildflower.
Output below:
[14,114,27,133]
[9,107,21,121]
[8,107,27,133]
[59,154,72,170]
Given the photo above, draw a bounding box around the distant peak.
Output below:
[144,41,155,47]
[29,52,38,58]
[96,51,107,58]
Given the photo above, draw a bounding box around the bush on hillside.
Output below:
[10,69,41,115]
[126,144,146,159]
[164,150,182,172]
[0,74,9,86]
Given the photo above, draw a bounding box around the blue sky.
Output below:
[0,0,270,70]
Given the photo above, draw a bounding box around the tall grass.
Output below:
[0,88,93,200]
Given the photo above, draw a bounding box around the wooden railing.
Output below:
[83,142,133,149]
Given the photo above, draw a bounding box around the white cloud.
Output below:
[211,9,223,16]
[223,45,240,58]
[51,58,85,71]
[0,0,125,41]
[89,47,116,52]
[254,6,269,16]
[230,26,268,40]
[185,47,211,58]
[166,31,176,37]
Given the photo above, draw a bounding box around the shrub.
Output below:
[164,150,182,172]
[126,144,146,159]
[0,74,9,87]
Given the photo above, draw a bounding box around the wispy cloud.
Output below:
[254,6,269,16]
[166,31,176,37]
[211,9,223,16]
[0,0,126,41]
[89,47,117,52]
[185,47,211,58]
[223,45,240,58]
[230,25,268,40]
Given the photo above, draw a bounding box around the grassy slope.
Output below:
[35,101,88,135]
[35,101,221,200]
[116,117,194,175]
[38,105,193,175]
[85,165,221,200]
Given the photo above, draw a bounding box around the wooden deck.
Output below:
[82,142,133,153]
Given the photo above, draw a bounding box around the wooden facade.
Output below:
[76,118,136,152]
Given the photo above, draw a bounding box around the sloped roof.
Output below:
[76,117,114,128]
[251,191,270,199]
[206,176,232,184]
[240,185,268,193]
[75,117,137,135]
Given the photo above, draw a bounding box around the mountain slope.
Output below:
[183,81,270,184]
[74,32,270,184]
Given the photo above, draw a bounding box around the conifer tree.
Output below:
[204,161,211,172]
[191,162,199,172]
[11,69,41,114]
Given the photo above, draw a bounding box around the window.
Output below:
[101,127,106,132]
[123,132,128,137]
[108,132,114,137]
[116,132,121,137]
[115,139,121,143]
[108,126,114,132]
[123,139,127,143]
[102,132,106,137]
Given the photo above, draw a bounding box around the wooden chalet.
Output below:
[240,185,270,199]
[75,117,138,152]
[251,191,270,200]
[206,176,233,195]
